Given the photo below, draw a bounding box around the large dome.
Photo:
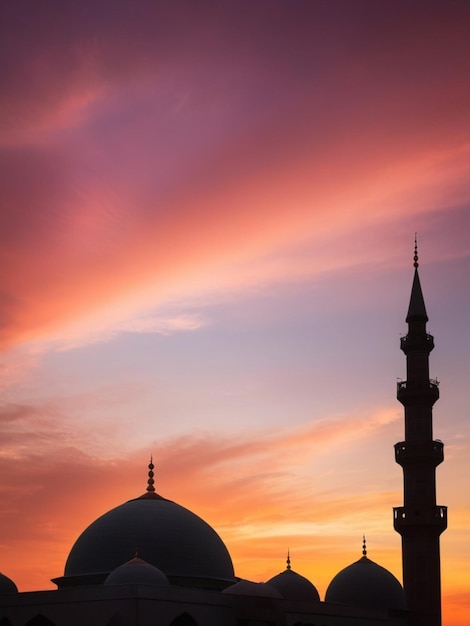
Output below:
[325,555,406,612]
[58,475,234,590]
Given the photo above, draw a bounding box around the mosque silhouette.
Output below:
[0,244,445,626]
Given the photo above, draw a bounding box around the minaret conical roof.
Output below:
[406,268,428,323]
[406,236,428,323]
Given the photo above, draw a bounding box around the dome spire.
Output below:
[146,456,155,493]
[358,534,371,563]
[137,456,165,499]
[413,233,419,269]
[286,549,291,570]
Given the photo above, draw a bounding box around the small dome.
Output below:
[325,556,406,612]
[0,571,18,594]
[104,556,169,586]
[266,568,320,602]
[223,580,282,598]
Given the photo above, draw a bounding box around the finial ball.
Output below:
[413,234,419,268]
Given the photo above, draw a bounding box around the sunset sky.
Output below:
[1,1,469,623]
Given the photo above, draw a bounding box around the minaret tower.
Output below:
[394,238,447,626]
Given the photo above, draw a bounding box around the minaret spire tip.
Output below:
[362,535,367,557]
[414,233,419,269]
[286,549,291,570]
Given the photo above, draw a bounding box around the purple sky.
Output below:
[1,2,469,623]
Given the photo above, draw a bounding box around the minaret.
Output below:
[394,239,447,626]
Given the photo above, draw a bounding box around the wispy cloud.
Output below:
[42,310,210,352]
[1,2,470,353]
[0,403,400,590]
[0,4,469,618]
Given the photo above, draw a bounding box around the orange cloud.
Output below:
[2,137,468,352]
[1,6,469,621]
[0,403,401,591]
[0,336,465,615]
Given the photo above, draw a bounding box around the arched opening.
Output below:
[169,612,198,626]
[24,615,56,626]
[237,621,276,626]
[106,609,134,626]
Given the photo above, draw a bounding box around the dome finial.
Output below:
[286,549,291,570]
[413,233,419,269]
[146,456,155,493]
[362,535,367,557]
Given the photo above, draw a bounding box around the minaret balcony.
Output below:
[400,332,434,353]
[393,505,447,534]
[396,379,439,404]
[394,440,444,467]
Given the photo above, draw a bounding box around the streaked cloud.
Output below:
[0,2,469,620]
[0,403,400,590]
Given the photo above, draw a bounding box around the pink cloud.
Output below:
[0,7,469,617]
[0,2,469,352]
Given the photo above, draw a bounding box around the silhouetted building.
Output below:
[0,247,444,625]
